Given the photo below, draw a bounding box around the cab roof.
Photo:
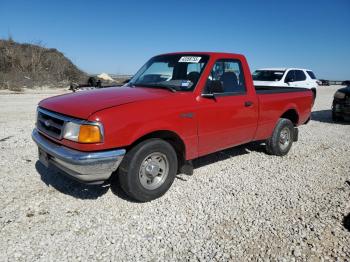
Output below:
[158,51,245,59]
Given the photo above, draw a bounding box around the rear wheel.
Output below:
[266,118,294,156]
[117,139,178,202]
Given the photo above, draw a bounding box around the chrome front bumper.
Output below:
[32,129,125,184]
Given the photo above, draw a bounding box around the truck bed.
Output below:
[254,85,311,94]
[253,85,312,141]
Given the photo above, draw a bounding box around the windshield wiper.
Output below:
[134,83,177,93]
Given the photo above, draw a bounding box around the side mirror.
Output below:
[202,80,223,99]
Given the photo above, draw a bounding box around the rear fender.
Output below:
[279,103,299,124]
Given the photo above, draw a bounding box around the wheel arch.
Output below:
[127,130,186,167]
[280,108,299,126]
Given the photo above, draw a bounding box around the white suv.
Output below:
[253,68,318,100]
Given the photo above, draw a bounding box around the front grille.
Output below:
[37,109,65,139]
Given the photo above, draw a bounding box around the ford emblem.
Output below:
[44,120,51,127]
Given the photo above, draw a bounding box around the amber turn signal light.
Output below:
[78,125,102,143]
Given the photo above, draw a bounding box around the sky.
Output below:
[1,0,349,80]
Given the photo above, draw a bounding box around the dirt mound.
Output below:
[0,39,87,90]
[97,73,115,82]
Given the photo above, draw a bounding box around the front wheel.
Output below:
[117,139,178,202]
[266,118,294,156]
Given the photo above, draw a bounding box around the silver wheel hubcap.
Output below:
[279,127,291,150]
[139,152,169,190]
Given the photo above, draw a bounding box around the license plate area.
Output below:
[38,148,50,168]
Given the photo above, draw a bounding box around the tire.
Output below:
[266,118,294,156]
[332,110,337,121]
[311,89,316,106]
[117,139,178,202]
[332,110,343,122]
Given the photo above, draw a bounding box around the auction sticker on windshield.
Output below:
[179,56,201,63]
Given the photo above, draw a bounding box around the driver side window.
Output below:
[205,59,246,94]
[284,70,295,83]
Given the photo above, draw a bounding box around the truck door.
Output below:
[196,59,258,156]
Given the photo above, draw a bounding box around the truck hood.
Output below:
[39,86,171,119]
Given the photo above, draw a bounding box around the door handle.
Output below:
[244,101,253,107]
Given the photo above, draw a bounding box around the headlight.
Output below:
[63,122,103,143]
[334,91,346,99]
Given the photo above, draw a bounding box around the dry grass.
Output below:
[0,38,87,89]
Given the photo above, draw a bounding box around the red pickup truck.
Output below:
[32,52,312,201]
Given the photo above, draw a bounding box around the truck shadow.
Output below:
[193,141,265,169]
[109,176,140,203]
[36,142,266,201]
[311,110,349,124]
[343,213,350,232]
[36,161,109,200]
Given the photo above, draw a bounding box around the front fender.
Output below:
[90,100,198,159]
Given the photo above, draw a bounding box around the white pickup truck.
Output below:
[253,68,319,101]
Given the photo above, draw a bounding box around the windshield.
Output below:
[253,70,285,81]
[128,54,209,91]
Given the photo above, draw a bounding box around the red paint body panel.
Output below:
[196,94,258,156]
[38,52,312,160]
[39,87,171,119]
[254,92,312,140]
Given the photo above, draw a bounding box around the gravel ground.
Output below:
[0,86,349,261]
